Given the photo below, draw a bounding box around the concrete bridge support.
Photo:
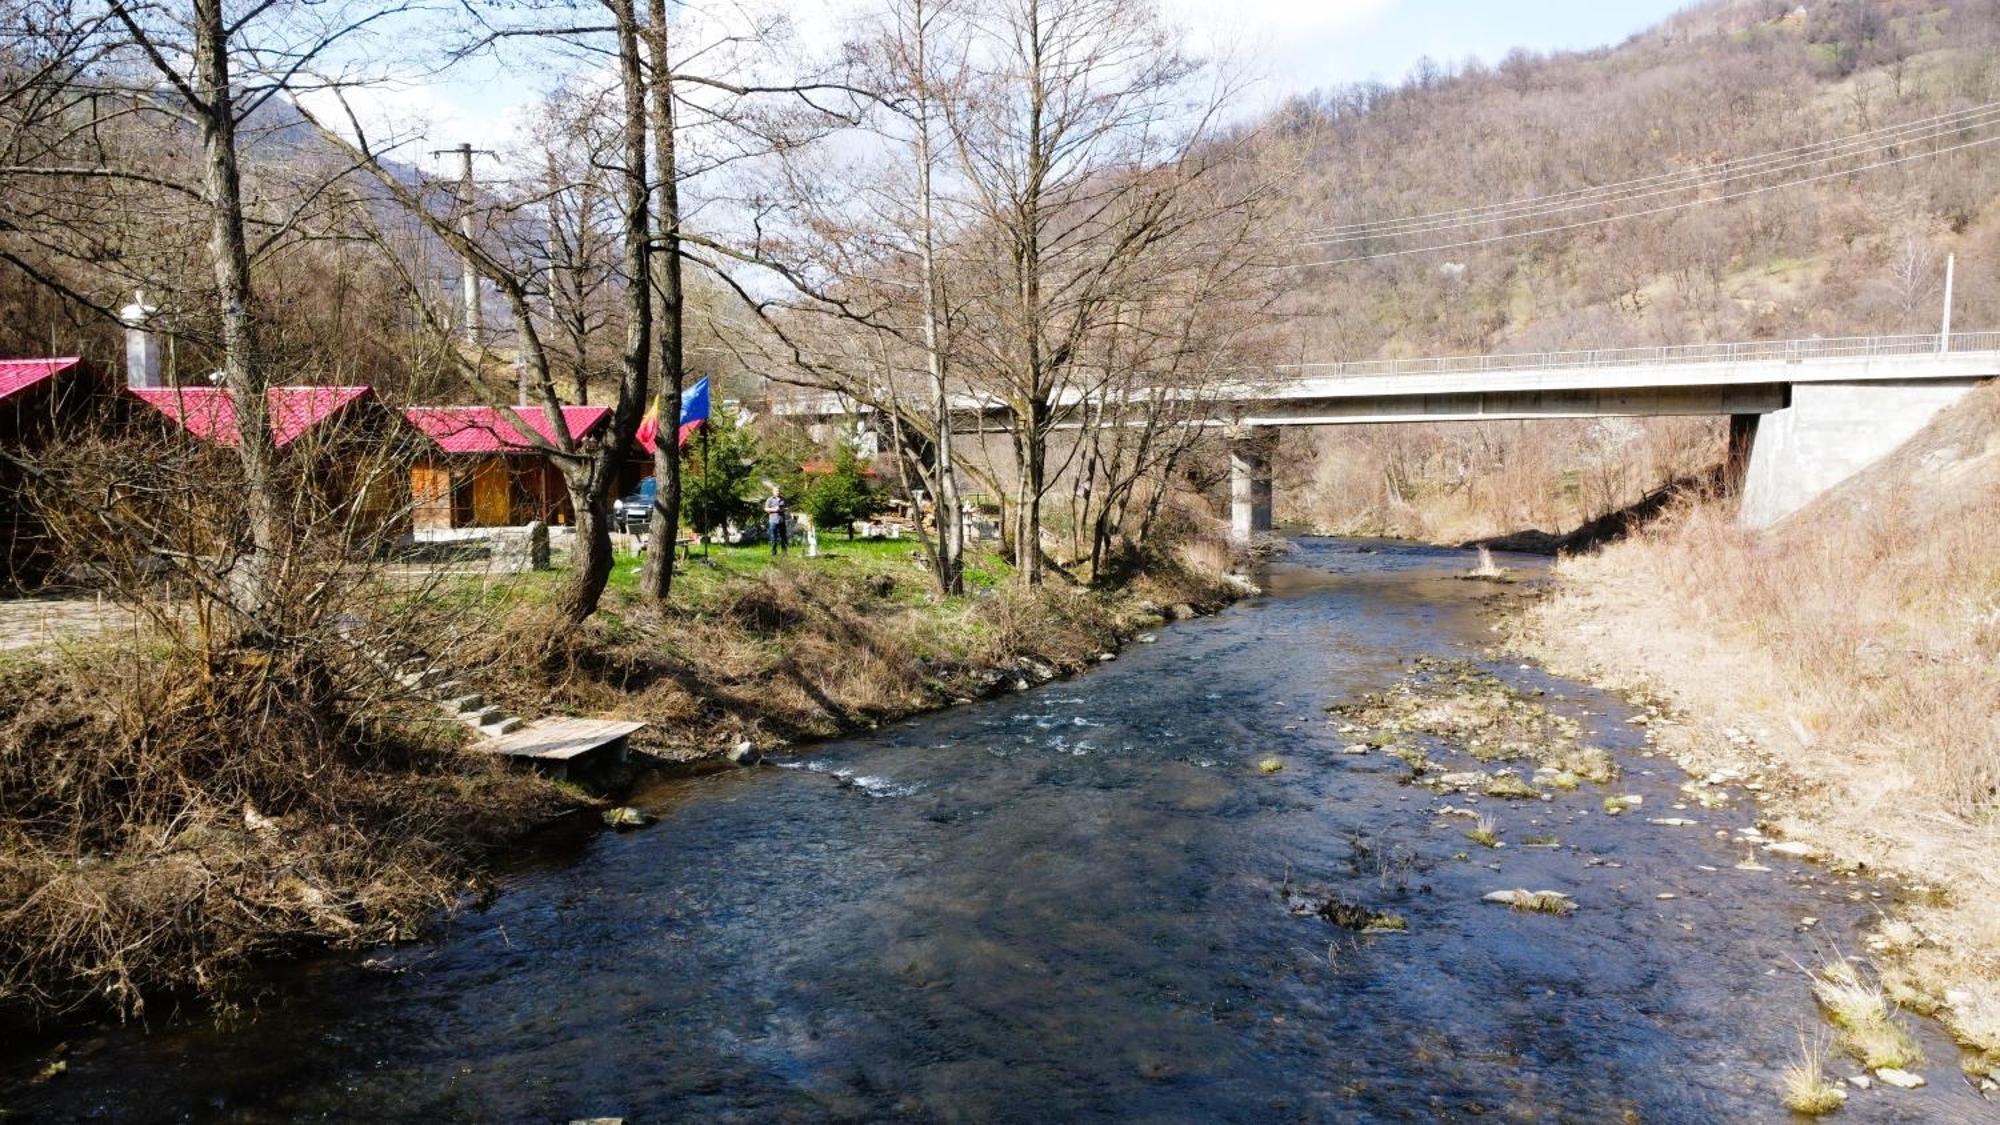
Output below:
[1737,378,1982,528]
[1229,427,1275,546]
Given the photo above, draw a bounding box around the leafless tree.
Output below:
[939,0,1255,584]
[0,0,412,634]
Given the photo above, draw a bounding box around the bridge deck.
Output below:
[766,331,2000,428]
[477,718,646,763]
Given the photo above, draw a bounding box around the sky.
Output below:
[389,0,1698,171]
[1172,0,1696,102]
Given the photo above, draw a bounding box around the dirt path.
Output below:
[0,596,141,653]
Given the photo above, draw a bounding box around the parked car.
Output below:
[613,477,655,533]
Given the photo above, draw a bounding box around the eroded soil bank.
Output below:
[5,538,1987,1121]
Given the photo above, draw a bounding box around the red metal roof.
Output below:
[403,405,609,453]
[129,385,376,448]
[0,357,82,404]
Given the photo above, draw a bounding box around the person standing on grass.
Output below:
[765,485,790,555]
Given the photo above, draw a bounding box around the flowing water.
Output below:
[5,539,1988,1122]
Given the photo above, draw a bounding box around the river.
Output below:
[4,539,1985,1122]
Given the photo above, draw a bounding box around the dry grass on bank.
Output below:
[1516,381,2000,1060]
[0,646,573,1025]
[461,546,1237,762]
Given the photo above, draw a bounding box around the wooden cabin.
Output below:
[128,385,423,540]
[1,357,104,589]
[401,406,609,532]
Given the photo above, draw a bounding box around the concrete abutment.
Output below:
[1229,426,1275,546]
[1737,378,1982,528]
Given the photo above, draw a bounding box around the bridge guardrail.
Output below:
[1278,331,2000,380]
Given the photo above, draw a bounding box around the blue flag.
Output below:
[677,376,710,447]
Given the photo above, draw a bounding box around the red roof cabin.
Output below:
[1,357,108,588]
[128,384,425,541]
[129,384,378,448]
[402,406,609,533]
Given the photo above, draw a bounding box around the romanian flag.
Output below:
[635,377,712,453]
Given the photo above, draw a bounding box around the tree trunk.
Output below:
[910,0,962,596]
[1012,400,1044,584]
[558,0,650,624]
[640,0,684,603]
[193,0,280,628]
[562,493,615,622]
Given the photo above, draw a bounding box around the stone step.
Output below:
[444,693,486,714]
[480,715,527,736]
[461,704,506,727]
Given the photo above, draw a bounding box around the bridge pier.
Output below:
[1229,427,1275,546]
[1737,379,1981,527]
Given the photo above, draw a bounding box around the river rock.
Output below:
[602,807,652,829]
[1648,817,1699,827]
[1484,773,1540,800]
[1873,1067,1926,1089]
[1763,841,1820,859]
[1135,633,1158,644]
[728,740,762,766]
[1482,889,1575,914]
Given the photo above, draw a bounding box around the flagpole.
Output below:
[701,398,712,559]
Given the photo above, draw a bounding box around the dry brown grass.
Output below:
[1516,381,2000,1060]
[1781,1031,1848,1116]
[467,542,1237,763]
[0,646,571,1025]
[1810,961,1925,1071]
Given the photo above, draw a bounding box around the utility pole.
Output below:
[432,143,489,347]
[1939,252,1956,354]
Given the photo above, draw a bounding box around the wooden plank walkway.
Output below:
[475,718,647,765]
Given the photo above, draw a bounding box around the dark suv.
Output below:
[612,477,655,533]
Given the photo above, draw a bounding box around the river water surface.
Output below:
[6,539,1988,1122]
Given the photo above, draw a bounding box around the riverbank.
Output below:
[0,536,1245,1028]
[17,536,1991,1120]
[451,539,1245,766]
[1505,383,2000,1081]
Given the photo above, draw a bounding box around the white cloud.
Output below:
[1164,0,1400,94]
[296,72,533,175]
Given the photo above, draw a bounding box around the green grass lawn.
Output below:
[425,533,1013,621]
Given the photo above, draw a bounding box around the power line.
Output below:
[1285,131,2000,269]
[1302,112,2000,246]
[1297,100,2000,244]
[1298,99,2000,240]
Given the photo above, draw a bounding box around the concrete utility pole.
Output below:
[1939,253,1955,353]
[433,143,486,347]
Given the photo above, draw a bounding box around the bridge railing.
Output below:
[1278,331,2000,380]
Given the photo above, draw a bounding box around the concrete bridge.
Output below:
[771,332,1999,544]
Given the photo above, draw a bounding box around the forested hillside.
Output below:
[1265,0,2000,540]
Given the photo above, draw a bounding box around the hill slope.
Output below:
[1263,0,2000,538]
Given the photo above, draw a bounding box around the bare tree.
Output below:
[294,0,657,624]
[941,0,1250,584]
[0,0,411,633]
